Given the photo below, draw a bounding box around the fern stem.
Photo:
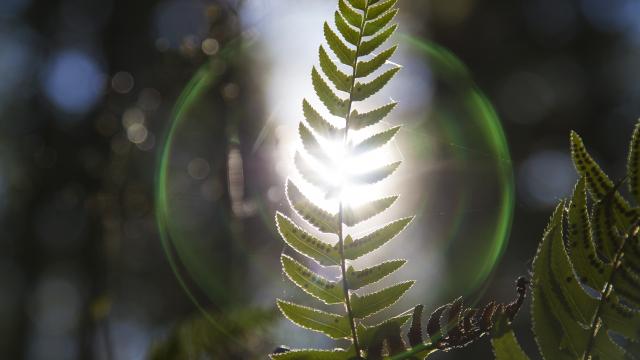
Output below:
[336,1,372,357]
[337,205,360,356]
[581,219,640,360]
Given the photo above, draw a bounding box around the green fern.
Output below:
[533,125,640,359]
[271,1,531,358]
[272,0,412,358]
[366,277,528,359]
[493,121,640,359]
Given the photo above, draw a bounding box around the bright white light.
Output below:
[241,0,410,216]
[300,127,402,209]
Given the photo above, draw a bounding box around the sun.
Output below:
[291,124,402,213]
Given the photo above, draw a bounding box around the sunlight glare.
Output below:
[315,129,402,209]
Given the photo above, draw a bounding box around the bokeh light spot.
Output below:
[519,150,576,208]
[201,38,220,56]
[111,71,134,94]
[221,82,240,101]
[126,123,148,144]
[122,107,145,128]
[42,50,105,115]
[187,158,211,180]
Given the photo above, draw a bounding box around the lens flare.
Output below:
[399,35,515,300]
[155,39,257,344]
[293,126,403,212]
[155,32,514,353]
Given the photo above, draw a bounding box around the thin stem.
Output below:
[337,205,360,356]
[336,1,371,358]
[582,218,639,360]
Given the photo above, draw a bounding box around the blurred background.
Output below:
[2,0,640,359]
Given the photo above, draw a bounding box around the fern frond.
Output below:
[294,152,337,195]
[299,122,332,165]
[276,300,351,340]
[346,0,366,10]
[338,0,363,27]
[303,99,342,140]
[532,204,594,359]
[350,281,414,318]
[312,66,349,117]
[319,46,352,93]
[276,212,339,266]
[530,122,640,360]
[356,45,397,78]
[566,178,610,291]
[286,181,338,234]
[350,102,397,130]
[281,254,344,304]
[352,67,400,101]
[275,1,416,358]
[592,194,624,262]
[367,0,397,20]
[351,126,400,156]
[570,131,633,222]
[359,24,397,56]
[356,278,529,359]
[363,8,398,36]
[324,22,355,67]
[343,217,413,260]
[357,309,413,343]
[334,12,360,46]
[491,312,530,360]
[350,161,401,184]
[346,259,406,290]
[343,195,398,226]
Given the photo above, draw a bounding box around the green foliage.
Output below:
[281,254,343,304]
[350,281,414,318]
[277,300,353,340]
[367,278,527,360]
[350,161,401,184]
[272,1,530,358]
[276,211,339,266]
[285,181,339,234]
[342,218,412,260]
[343,196,398,226]
[273,1,412,358]
[490,312,530,360]
[346,260,406,290]
[502,120,640,360]
[351,126,401,156]
[350,103,397,130]
[148,308,276,360]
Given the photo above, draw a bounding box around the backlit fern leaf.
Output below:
[272,1,413,358]
[271,2,531,359]
[527,123,640,360]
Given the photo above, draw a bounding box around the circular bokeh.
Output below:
[155,34,514,349]
[399,36,514,300]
